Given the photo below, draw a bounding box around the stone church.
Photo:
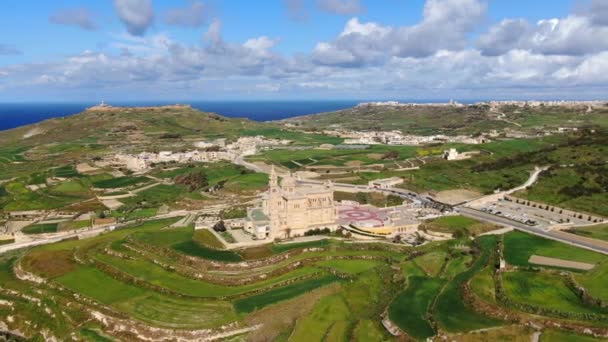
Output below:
[245,166,338,239]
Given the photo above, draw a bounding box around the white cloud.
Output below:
[203,19,222,44]
[114,0,154,36]
[478,15,608,56]
[2,0,608,100]
[312,0,487,66]
[587,0,608,26]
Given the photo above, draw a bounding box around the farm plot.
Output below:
[22,223,58,235]
[388,276,445,340]
[93,176,150,189]
[503,231,606,268]
[233,275,339,313]
[432,236,504,332]
[502,270,608,316]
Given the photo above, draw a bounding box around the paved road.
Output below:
[223,159,608,254]
[458,207,608,255]
[297,179,436,207]
[234,155,266,173]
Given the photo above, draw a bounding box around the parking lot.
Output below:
[468,198,591,230]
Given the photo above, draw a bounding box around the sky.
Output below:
[0,0,607,101]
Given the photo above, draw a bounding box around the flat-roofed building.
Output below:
[368,177,404,189]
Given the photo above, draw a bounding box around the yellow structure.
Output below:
[246,166,337,239]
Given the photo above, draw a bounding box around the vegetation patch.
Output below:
[388,276,444,340]
[22,249,76,278]
[22,223,58,235]
[424,215,496,237]
[567,224,608,242]
[288,294,351,342]
[503,231,606,267]
[172,240,241,261]
[0,238,15,246]
[334,191,403,207]
[192,229,225,249]
[93,176,149,189]
[270,239,331,254]
[127,184,186,205]
[540,329,604,342]
[433,236,503,332]
[469,266,496,304]
[502,270,607,315]
[234,275,339,313]
[52,165,80,178]
[316,259,380,274]
[415,251,447,277]
[575,262,608,302]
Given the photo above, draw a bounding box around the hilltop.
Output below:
[281,101,608,135]
[0,105,261,148]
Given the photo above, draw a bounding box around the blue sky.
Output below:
[0,0,607,101]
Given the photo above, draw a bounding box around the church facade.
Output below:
[245,167,338,239]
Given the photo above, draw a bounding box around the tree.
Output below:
[175,171,209,192]
[213,220,226,232]
[381,151,400,160]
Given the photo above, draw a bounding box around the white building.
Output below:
[369,177,404,189]
[443,148,461,160]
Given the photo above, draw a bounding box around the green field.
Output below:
[415,251,447,277]
[443,254,473,279]
[316,259,380,274]
[233,275,339,313]
[133,226,240,261]
[269,239,331,253]
[2,179,92,210]
[388,276,445,339]
[568,224,608,242]
[22,223,58,234]
[192,229,226,249]
[0,239,15,246]
[502,270,608,315]
[288,293,351,341]
[576,262,608,302]
[125,184,187,205]
[93,176,150,189]
[424,215,496,237]
[540,329,604,342]
[433,236,503,332]
[503,231,606,267]
[172,240,242,261]
[52,165,80,178]
[470,266,496,304]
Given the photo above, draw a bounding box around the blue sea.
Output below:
[0,101,363,131]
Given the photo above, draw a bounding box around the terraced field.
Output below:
[2,218,608,341]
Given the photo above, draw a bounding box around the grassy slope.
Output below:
[388,276,445,339]
[503,270,608,315]
[284,104,608,134]
[503,231,606,267]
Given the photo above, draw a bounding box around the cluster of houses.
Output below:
[112,136,291,172]
[478,100,606,108]
[355,100,464,108]
[322,129,488,146]
[354,100,606,109]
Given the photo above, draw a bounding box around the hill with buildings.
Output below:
[281,101,608,136]
[0,103,607,342]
